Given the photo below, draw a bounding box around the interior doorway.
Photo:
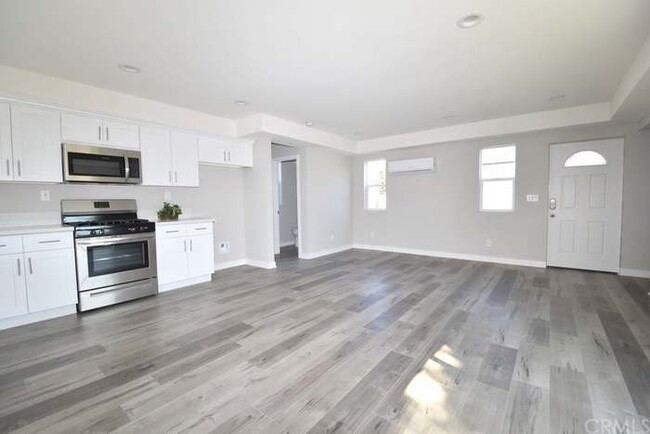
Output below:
[272,145,301,261]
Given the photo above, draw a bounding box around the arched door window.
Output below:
[564,151,607,167]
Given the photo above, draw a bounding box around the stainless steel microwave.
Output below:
[62,143,142,184]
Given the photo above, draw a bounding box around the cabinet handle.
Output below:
[223,151,226,162]
[106,126,110,142]
[168,171,172,183]
[194,227,207,231]
[174,171,178,183]
[17,160,21,177]
[190,239,193,251]
[165,230,179,234]
[38,239,61,244]
[98,125,102,141]
[183,240,187,252]
[0,244,6,247]
[28,257,33,274]
[5,159,9,176]
[17,258,21,277]
[228,151,231,162]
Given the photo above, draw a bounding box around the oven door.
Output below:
[75,233,157,292]
[63,143,142,184]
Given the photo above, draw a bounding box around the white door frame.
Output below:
[272,155,302,256]
[546,138,624,272]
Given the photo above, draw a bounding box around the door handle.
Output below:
[550,213,556,218]
[17,258,21,277]
[549,198,557,210]
[28,257,33,274]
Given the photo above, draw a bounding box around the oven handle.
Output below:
[76,234,155,246]
[124,155,130,181]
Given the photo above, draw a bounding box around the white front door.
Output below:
[547,138,623,272]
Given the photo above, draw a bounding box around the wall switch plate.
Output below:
[526,194,539,202]
[218,241,231,254]
[164,191,172,201]
[40,190,50,201]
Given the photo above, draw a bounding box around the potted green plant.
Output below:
[157,202,183,221]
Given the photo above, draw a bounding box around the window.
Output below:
[480,145,516,211]
[365,159,386,210]
[564,151,606,167]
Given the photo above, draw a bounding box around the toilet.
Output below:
[291,227,299,247]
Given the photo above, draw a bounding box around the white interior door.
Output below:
[547,138,623,272]
[272,161,281,255]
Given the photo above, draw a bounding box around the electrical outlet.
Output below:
[485,239,493,248]
[526,194,539,202]
[40,190,50,201]
[218,241,231,254]
[164,191,172,201]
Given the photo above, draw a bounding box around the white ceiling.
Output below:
[0,0,649,140]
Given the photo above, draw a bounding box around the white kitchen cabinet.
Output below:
[0,103,13,181]
[62,113,139,150]
[0,254,28,320]
[171,131,199,187]
[155,220,214,291]
[141,127,199,187]
[198,135,253,168]
[10,105,62,183]
[156,236,189,285]
[140,126,173,186]
[24,248,77,313]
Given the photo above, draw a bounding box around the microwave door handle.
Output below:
[124,155,130,181]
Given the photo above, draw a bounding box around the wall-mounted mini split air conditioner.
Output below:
[387,157,436,175]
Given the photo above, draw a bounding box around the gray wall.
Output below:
[353,123,650,272]
[280,160,298,245]
[0,165,246,265]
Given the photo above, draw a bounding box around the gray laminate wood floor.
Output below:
[1,249,649,433]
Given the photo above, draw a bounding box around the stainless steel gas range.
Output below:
[61,199,157,311]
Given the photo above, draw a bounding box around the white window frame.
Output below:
[479,145,517,212]
[364,159,387,211]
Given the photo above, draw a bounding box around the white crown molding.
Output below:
[352,244,547,268]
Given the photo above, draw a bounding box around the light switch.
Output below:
[526,194,539,202]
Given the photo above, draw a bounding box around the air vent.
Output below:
[388,157,436,175]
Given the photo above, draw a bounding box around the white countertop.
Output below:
[0,224,74,236]
[154,217,215,226]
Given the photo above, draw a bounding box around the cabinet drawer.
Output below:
[187,222,213,235]
[156,224,186,238]
[0,236,22,255]
[23,232,73,252]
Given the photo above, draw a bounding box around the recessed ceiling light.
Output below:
[548,94,566,101]
[457,13,484,29]
[234,100,249,106]
[118,64,141,74]
[305,121,313,127]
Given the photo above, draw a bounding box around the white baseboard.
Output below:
[0,305,77,331]
[159,275,212,293]
[245,259,277,269]
[300,244,353,260]
[352,244,547,268]
[619,268,650,278]
[214,259,247,271]
[280,241,296,247]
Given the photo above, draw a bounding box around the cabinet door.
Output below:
[156,237,188,285]
[11,105,62,183]
[228,140,254,167]
[25,249,77,313]
[62,113,102,144]
[198,136,228,165]
[188,234,214,277]
[103,120,139,150]
[0,254,28,319]
[140,126,172,186]
[171,131,199,187]
[0,103,13,181]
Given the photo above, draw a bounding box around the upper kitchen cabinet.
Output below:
[10,105,62,183]
[140,127,199,187]
[0,103,12,181]
[198,136,253,168]
[62,113,139,150]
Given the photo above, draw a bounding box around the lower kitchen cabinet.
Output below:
[155,220,215,292]
[0,231,78,330]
